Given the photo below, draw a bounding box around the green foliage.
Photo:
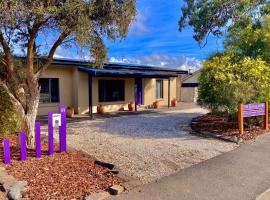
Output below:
[198,53,270,116]
[0,87,21,135]
[179,0,270,44]
[225,16,270,63]
[0,0,136,67]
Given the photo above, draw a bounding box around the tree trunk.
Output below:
[22,113,37,149]
[20,85,40,149]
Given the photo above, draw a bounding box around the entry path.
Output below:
[112,133,270,200]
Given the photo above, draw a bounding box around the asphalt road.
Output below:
[111,133,270,200]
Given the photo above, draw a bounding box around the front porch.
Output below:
[79,66,180,118]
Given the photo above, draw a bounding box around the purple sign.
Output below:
[243,103,266,118]
[3,139,11,164]
[243,103,265,111]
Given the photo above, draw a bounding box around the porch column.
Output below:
[88,74,93,118]
[168,78,171,108]
[134,80,137,112]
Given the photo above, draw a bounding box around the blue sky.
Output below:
[56,0,224,71]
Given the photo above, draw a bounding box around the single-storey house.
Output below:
[38,59,188,116]
[180,69,201,103]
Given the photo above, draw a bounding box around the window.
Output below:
[99,80,125,102]
[156,80,163,99]
[39,78,60,103]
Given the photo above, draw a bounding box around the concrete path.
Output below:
[111,133,270,200]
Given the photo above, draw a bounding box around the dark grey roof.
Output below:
[51,58,188,77]
[78,67,178,78]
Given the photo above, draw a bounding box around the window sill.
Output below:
[39,103,60,107]
[98,101,126,105]
[156,98,164,101]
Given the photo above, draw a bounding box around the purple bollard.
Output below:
[35,122,41,158]
[20,132,27,161]
[3,139,11,164]
[59,106,67,152]
[48,112,54,155]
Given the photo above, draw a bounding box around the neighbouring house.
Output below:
[180,69,201,103]
[38,59,188,116]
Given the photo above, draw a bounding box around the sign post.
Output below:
[3,139,11,164]
[265,102,269,130]
[48,111,54,155]
[20,132,27,161]
[59,106,67,152]
[35,122,41,158]
[238,102,269,135]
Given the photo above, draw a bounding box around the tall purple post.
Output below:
[59,106,67,152]
[35,122,41,158]
[48,111,54,155]
[20,132,27,161]
[3,139,11,164]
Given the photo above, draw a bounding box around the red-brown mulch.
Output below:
[0,134,124,200]
[194,114,268,141]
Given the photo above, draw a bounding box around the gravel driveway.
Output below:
[64,103,237,183]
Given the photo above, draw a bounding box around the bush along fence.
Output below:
[3,105,67,164]
[238,102,269,135]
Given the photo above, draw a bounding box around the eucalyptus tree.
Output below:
[0,0,136,147]
[179,0,270,45]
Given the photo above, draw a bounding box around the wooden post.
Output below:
[265,102,269,130]
[20,132,27,161]
[35,122,41,158]
[3,139,11,164]
[238,103,244,135]
[134,82,137,112]
[48,111,54,155]
[88,74,93,119]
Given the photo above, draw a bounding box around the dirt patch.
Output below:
[193,114,267,140]
[0,135,124,200]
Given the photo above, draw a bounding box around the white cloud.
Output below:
[129,9,151,36]
[109,53,202,72]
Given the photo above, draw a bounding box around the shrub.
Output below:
[198,53,270,117]
[0,87,21,136]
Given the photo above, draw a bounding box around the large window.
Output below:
[99,80,125,102]
[39,78,59,103]
[156,80,163,99]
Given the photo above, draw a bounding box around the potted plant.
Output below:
[171,99,177,107]
[128,102,135,112]
[97,104,105,114]
[66,106,75,118]
[153,100,160,109]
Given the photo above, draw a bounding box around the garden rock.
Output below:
[7,181,27,200]
[109,185,125,195]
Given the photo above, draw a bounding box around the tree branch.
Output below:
[0,31,15,74]
[35,31,71,78]
[0,80,25,117]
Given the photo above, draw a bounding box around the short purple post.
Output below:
[3,139,11,164]
[20,132,27,161]
[35,122,41,158]
[48,112,54,155]
[59,106,67,152]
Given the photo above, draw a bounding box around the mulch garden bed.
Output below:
[193,114,268,141]
[0,135,124,200]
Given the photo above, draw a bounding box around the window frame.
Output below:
[98,79,125,103]
[39,78,60,104]
[156,79,164,99]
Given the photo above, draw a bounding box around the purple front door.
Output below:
[136,78,143,105]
